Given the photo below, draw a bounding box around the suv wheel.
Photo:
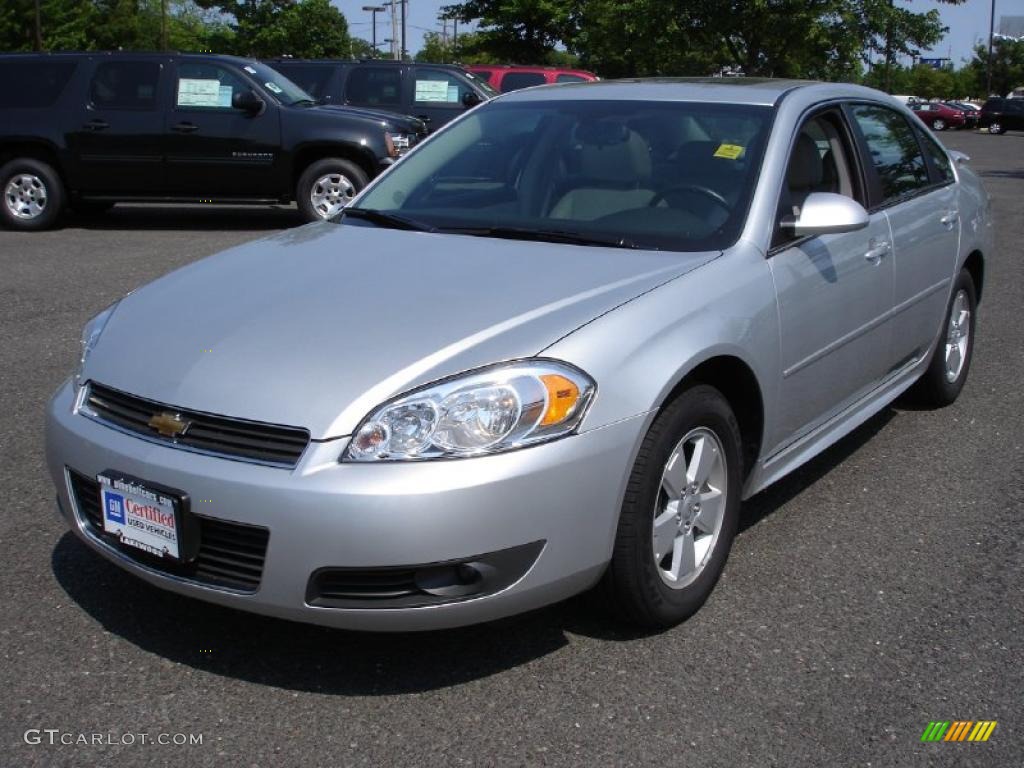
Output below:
[601,385,742,628]
[0,158,64,231]
[297,158,368,222]
[988,121,1003,135]
[931,118,946,131]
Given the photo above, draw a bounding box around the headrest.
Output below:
[573,122,652,183]
[787,133,823,191]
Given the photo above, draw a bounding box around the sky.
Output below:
[333,0,1022,67]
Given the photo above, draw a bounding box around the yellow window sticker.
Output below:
[714,143,745,160]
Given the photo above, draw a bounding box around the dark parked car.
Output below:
[0,52,422,230]
[909,101,965,131]
[264,59,494,131]
[979,97,1024,134]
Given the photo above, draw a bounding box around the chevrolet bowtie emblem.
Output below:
[148,411,190,438]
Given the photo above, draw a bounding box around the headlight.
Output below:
[344,361,595,462]
[391,133,412,153]
[74,302,118,383]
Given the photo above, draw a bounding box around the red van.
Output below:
[466,65,598,93]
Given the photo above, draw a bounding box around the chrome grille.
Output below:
[83,382,309,468]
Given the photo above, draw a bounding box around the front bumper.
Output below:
[45,379,645,631]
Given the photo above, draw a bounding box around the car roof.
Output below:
[493,78,877,107]
[0,51,259,65]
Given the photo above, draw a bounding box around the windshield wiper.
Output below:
[340,207,436,232]
[441,225,642,250]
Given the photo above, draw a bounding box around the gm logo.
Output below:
[104,492,125,524]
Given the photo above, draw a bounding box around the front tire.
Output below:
[932,118,946,131]
[909,268,977,407]
[987,121,1003,135]
[601,385,743,628]
[296,158,368,222]
[0,157,64,231]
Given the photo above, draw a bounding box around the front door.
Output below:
[66,59,167,195]
[164,60,282,198]
[769,110,895,445]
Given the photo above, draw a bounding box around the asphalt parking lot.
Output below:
[1,131,1021,767]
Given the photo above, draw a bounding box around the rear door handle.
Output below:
[172,122,199,133]
[83,119,109,131]
[864,240,890,263]
[940,210,958,228]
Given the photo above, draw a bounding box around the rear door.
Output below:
[164,59,282,197]
[67,58,167,195]
[847,103,959,370]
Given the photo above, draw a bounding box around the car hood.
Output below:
[85,224,717,439]
[316,104,426,135]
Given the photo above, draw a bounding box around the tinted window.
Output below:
[916,130,954,184]
[345,67,401,106]
[413,68,470,106]
[850,104,929,203]
[500,72,546,92]
[90,61,160,110]
[174,62,248,110]
[355,100,772,252]
[272,64,334,100]
[555,74,588,84]
[0,61,77,108]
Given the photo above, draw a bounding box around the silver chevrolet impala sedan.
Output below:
[46,79,993,631]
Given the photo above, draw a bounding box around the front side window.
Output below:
[354,99,772,252]
[850,104,929,204]
[500,72,546,92]
[174,63,248,111]
[90,62,160,110]
[345,67,401,106]
[413,68,470,107]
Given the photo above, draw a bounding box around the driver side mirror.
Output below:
[783,192,869,237]
[232,90,264,115]
[462,91,482,108]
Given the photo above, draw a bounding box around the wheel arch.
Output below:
[964,249,984,305]
[0,139,66,183]
[658,354,765,480]
[291,143,376,191]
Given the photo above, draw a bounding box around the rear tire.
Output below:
[0,157,64,231]
[987,122,1003,135]
[932,118,946,131]
[909,268,977,407]
[601,385,743,628]
[296,158,368,222]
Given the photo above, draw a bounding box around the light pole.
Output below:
[401,0,407,61]
[986,0,996,96]
[362,5,385,57]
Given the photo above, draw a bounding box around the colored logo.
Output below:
[104,492,125,524]
[921,721,997,742]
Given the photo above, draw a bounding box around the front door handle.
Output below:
[83,119,109,131]
[940,210,958,229]
[864,240,891,264]
[172,122,199,133]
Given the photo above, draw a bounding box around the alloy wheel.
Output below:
[944,289,970,383]
[4,173,47,220]
[652,427,727,589]
[932,119,945,131]
[309,173,356,219]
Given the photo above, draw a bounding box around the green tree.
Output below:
[443,0,572,63]
[961,38,1024,98]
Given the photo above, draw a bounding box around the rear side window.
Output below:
[555,74,588,84]
[0,61,77,108]
[916,130,954,184]
[499,72,546,92]
[345,67,401,106]
[90,61,160,110]
[849,104,930,204]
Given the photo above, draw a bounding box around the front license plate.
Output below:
[97,473,183,561]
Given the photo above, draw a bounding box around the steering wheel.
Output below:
[648,184,731,213]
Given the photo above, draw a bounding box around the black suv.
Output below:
[0,52,426,230]
[265,59,494,131]
[979,98,1024,135]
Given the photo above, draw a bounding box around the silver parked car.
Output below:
[46,79,993,630]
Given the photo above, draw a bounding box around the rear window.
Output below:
[500,72,546,92]
[555,74,588,84]
[0,61,77,108]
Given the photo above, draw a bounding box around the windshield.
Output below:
[243,61,315,105]
[463,70,498,98]
[355,99,772,251]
